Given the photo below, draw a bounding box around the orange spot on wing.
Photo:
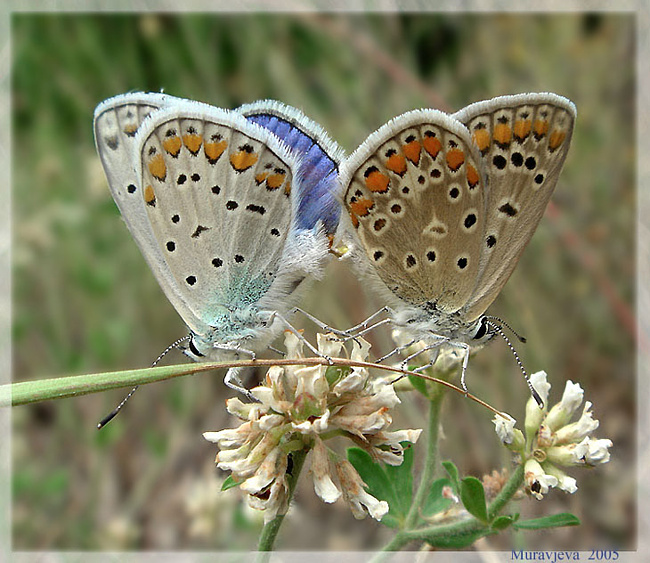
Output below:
[162,136,182,156]
[386,153,407,176]
[493,123,512,146]
[365,170,390,193]
[230,150,259,171]
[182,133,203,155]
[266,172,286,190]
[204,140,227,163]
[534,120,549,138]
[466,164,480,189]
[513,119,532,141]
[403,140,421,165]
[350,212,359,229]
[284,180,291,196]
[148,154,167,181]
[350,197,374,217]
[472,128,491,153]
[144,185,156,205]
[446,148,465,172]
[255,172,268,185]
[123,124,138,137]
[423,133,442,159]
[548,130,566,151]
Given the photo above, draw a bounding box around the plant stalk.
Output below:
[404,386,445,529]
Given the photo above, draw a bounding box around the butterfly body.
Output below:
[94,94,341,385]
[389,302,490,344]
[340,93,576,378]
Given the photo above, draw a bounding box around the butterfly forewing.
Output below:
[137,106,295,330]
[453,93,576,320]
[342,110,488,312]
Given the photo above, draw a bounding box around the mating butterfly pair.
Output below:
[94,92,575,396]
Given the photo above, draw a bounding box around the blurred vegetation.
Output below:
[12,12,634,551]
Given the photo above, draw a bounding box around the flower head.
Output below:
[493,371,612,500]
[204,332,421,522]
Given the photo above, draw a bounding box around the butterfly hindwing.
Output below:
[93,93,212,331]
[238,100,345,235]
[341,109,488,312]
[135,103,297,334]
[453,93,576,321]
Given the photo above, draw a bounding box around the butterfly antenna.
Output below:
[485,315,527,343]
[486,320,543,407]
[96,335,191,430]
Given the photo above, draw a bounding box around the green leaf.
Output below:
[221,475,239,491]
[426,528,493,549]
[514,513,581,530]
[492,514,518,531]
[442,460,461,494]
[383,442,415,511]
[408,373,429,397]
[460,477,488,523]
[347,445,414,527]
[422,477,453,518]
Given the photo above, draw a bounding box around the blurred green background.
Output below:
[12,12,635,551]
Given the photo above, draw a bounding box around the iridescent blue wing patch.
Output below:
[238,100,345,236]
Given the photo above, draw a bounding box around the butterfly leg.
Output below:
[375,338,418,363]
[224,367,258,401]
[290,307,351,338]
[341,317,394,343]
[212,344,258,399]
[399,338,449,371]
[268,345,286,357]
[270,311,334,364]
[408,341,472,392]
[345,306,392,335]
[457,342,471,394]
[211,343,257,361]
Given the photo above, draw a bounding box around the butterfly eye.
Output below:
[472,317,489,340]
[188,338,205,358]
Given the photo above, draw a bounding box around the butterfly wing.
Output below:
[238,100,344,235]
[134,102,298,337]
[340,109,488,313]
[94,92,175,226]
[95,93,214,332]
[453,93,576,321]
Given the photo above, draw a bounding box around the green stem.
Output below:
[488,463,525,519]
[404,387,445,529]
[256,447,308,554]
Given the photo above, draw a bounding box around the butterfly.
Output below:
[93,93,343,394]
[339,93,576,394]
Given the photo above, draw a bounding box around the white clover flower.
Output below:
[585,438,614,465]
[544,380,584,431]
[524,459,558,500]
[554,401,599,444]
[543,464,578,494]
[336,460,390,521]
[310,438,341,504]
[530,371,552,406]
[492,413,523,449]
[525,372,550,442]
[494,373,612,500]
[203,331,421,523]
